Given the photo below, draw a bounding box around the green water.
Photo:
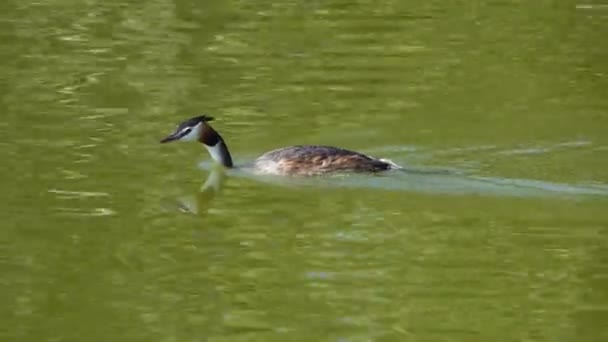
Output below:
[2,1,608,341]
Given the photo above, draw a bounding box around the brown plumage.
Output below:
[252,145,398,176]
[200,124,221,146]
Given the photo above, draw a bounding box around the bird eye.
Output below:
[181,128,192,136]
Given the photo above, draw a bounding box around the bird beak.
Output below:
[160,132,180,143]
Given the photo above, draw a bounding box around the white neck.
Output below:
[204,141,233,168]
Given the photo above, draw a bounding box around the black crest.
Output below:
[185,114,213,126]
[175,115,214,131]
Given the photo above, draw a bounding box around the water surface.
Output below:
[2,1,608,341]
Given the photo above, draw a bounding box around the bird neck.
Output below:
[199,124,234,168]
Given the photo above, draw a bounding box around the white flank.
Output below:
[379,158,403,169]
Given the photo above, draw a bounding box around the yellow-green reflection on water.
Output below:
[1,1,607,341]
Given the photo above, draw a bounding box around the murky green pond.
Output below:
[2,1,608,341]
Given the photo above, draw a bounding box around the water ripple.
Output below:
[48,189,110,199]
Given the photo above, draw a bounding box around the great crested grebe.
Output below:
[160,115,402,176]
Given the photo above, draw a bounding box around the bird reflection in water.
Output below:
[160,166,227,216]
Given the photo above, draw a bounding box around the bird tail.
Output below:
[379,158,404,170]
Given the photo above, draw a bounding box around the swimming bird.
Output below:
[160,115,402,176]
